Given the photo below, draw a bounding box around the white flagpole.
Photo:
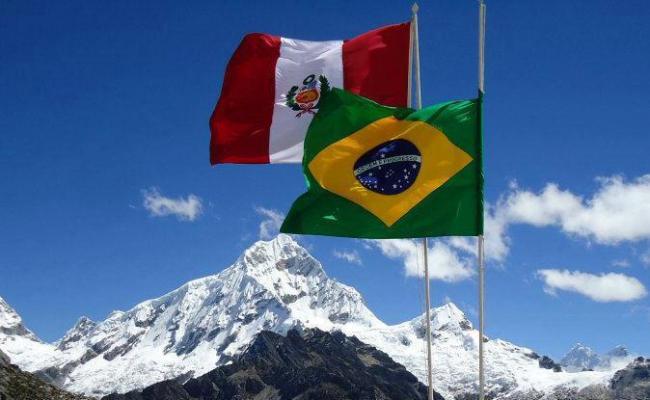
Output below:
[411,4,434,400]
[412,3,423,110]
[407,12,414,109]
[478,1,486,400]
[422,237,434,400]
[478,1,486,94]
[478,234,486,400]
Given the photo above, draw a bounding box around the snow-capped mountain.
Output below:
[0,296,63,372]
[351,302,618,399]
[56,317,98,352]
[561,343,633,372]
[0,235,628,399]
[19,234,382,396]
[561,343,602,372]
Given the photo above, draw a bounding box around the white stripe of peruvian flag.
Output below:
[210,22,411,164]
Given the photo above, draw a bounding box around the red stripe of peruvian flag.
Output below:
[210,23,411,165]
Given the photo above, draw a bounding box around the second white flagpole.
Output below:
[478,1,487,400]
[411,4,434,400]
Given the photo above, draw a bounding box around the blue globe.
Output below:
[353,139,422,195]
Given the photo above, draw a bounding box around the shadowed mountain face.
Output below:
[0,349,90,400]
[610,357,650,399]
[102,328,441,400]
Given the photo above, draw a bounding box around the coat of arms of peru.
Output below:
[285,74,330,117]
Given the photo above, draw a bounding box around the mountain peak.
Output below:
[243,234,308,258]
[569,342,593,352]
[561,343,634,372]
[233,235,372,324]
[0,296,61,373]
[438,301,464,317]
[0,296,37,339]
[237,234,326,282]
[0,296,21,328]
[0,297,20,326]
[561,343,601,371]
[407,302,473,336]
[56,316,97,351]
[606,345,629,358]
[246,233,300,256]
[567,343,597,355]
[273,233,296,245]
[434,302,473,331]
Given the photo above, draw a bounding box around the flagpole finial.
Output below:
[412,3,419,14]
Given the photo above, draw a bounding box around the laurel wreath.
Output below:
[286,86,300,111]
[318,75,330,100]
[286,75,330,112]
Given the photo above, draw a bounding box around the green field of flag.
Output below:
[281,88,483,239]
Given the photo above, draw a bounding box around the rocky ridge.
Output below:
[0,348,90,400]
[101,328,440,400]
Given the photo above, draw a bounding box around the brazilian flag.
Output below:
[280,88,483,239]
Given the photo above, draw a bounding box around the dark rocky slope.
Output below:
[0,349,89,400]
[610,356,650,399]
[103,328,442,400]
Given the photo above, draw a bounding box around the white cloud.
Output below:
[332,250,363,266]
[537,269,647,302]
[367,174,650,286]
[447,175,650,267]
[254,207,284,240]
[447,205,510,263]
[641,250,650,267]
[360,241,374,250]
[484,208,511,262]
[142,188,202,221]
[503,175,650,244]
[369,239,474,282]
[612,259,630,268]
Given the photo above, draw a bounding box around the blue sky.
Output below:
[1,0,649,360]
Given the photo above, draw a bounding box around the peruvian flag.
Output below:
[210,22,411,164]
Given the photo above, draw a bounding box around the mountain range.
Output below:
[0,235,639,399]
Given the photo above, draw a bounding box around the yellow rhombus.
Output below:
[308,116,473,226]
